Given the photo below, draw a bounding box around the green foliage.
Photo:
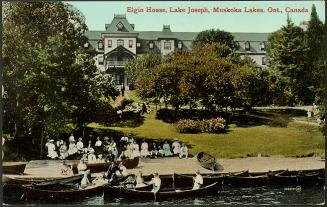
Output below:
[2,2,118,147]
[192,29,234,49]
[173,118,226,134]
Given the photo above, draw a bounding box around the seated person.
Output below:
[162,141,173,157]
[157,146,164,157]
[80,171,91,189]
[77,159,87,174]
[179,143,188,158]
[88,149,97,163]
[116,162,129,178]
[172,139,181,156]
[96,154,106,163]
[61,161,73,176]
[76,138,84,154]
[120,175,136,189]
[106,162,119,182]
[92,172,108,185]
[148,172,161,193]
[192,170,203,190]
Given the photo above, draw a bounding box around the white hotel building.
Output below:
[84,14,269,90]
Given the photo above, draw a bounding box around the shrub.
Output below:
[173,118,226,134]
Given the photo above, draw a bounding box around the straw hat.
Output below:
[78,138,82,141]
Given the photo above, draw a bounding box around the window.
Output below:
[178,41,182,49]
[260,42,265,51]
[129,40,133,48]
[84,42,89,48]
[137,42,141,47]
[262,56,267,65]
[245,41,250,51]
[98,56,104,65]
[164,41,171,50]
[117,39,124,47]
[149,42,154,49]
[108,40,112,48]
[98,41,103,50]
[116,21,124,31]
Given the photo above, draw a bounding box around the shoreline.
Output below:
[3,156,325,179]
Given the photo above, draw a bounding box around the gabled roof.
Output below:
[104,14,137,33]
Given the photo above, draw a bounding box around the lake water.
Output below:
[4,184,324,205]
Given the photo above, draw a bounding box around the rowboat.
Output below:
[196,152,219,171]
[267,170,324,186]
[22,183,105,201]
[119,182,219,200]
[5,174,83,185]
[3,162,27,175]
[71,157,139,174]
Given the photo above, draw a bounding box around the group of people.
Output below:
[46,134,189,164]
[119,137,189,159]
[125,102,151,115]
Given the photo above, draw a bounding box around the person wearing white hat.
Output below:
[88,149,97,163]
[46,139,58,159]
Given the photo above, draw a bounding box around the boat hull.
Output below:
[3,162,27,175]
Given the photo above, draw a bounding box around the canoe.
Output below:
[5,174,83,185]
[196,152,219,171]
[104,183,152,198]
[119,182,219,200]
[267,171,324,186]
[22,183,105,201]
[71,157,139,174]
[3,162,27,175]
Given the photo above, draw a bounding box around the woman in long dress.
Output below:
[140,140,150,158]
[162,141,173,157]
[47,140,58,159]
[110,139,119,159]
[68,141,78,155]
[59,141,69,159]
[131,141,140,158]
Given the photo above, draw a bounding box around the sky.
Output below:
[68,1,325,33]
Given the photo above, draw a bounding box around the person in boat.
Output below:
[131,140,141,158]
[150,143,158,158]
[120,175,136,189]
[135,171,147,188]
[46,139,59,159]
[76,137,84,154]
[172,139,181,156]
[140,139,150,158]
[77,159,88,174]
[192,170,203,190]
[117,162,129,178]
[92,172,108,185]
[179,143,188,158]
[68,139,78,155]
[80,171,91,189]
[149,172,161,193]
[106,162,119,182]
[59,141,69,160]
[96,154,106,163]
[162,141,173,157]
[120,135,129,147]
[88,149,97,163]
[61,160,73,176]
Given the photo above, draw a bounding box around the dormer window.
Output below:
[164,41,171,50]
[245,41,250,51]
[117,39,124,47]
[260,42,265,51]
[149,42,154,49]
[116,21,124,31]
[98,41,103,50]
[108,40,112,48]
[178,41,183,49]
[129,40,133,48]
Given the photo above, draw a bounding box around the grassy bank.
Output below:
[88,110,325,158]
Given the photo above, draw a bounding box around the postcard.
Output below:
[1,0,325,205]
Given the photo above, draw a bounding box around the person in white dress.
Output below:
[77,159,87,174]
[96,154,106,163]
[88,149,97,163]
[179,143,188,158]
[172,139,181,156]
[61,161,73,176]
[46,140,58,159]
[162,141,173,157]
[149,172,161,193]
[131,141,141,158]
[117,163,129,177]
[76,138,84,154]
[110,139,118,159]
[68,134,75,143]
[95,137,102,147]
[140,140,150,158]
[68,140,78,155]
[80,171,91,189]
[192,170,203,190]
[59,141,69,159]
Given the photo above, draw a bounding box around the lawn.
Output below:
[88,109,325,158]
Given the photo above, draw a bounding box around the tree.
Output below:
[305,4,325,105]
[192,29,234,49]
[2,2,117,157]
[124,53,161,87]
[267,16,309,106]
